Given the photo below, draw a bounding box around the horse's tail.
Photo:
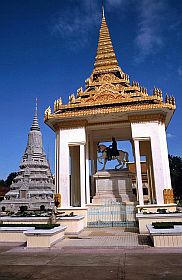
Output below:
[125,152,129,162]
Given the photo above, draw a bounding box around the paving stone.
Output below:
[0,228,182,280]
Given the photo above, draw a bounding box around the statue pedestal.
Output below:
[92,170,136,205]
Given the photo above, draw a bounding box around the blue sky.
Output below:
[0,0,182,179]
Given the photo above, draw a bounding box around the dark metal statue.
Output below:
[97,138,129,170]
[107,137,119,160]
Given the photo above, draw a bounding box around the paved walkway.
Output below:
[0,227,182,279]
[54,227,152,249]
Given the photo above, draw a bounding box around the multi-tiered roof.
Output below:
[45,8,176,130]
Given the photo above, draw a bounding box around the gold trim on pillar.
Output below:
[54,193,61,207]
[163,189,174,204]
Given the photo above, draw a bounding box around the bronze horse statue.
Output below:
[97,143,129,170]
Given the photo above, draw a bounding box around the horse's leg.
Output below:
[115,158,122,169]
[125,152,129,168]
[97,155,103,164]
[115,153,123,169]
[101,158,107,170]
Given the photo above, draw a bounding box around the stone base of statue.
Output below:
[92,170,136,205]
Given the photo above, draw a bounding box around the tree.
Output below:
[169,155,182,199]
[0,172,17,194]
[0,180,6,187]
[5,172,17,187]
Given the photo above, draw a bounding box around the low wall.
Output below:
[137,213,182,234]
[56,215,85,235]
[24,225,67,248]
[136,204,177,213]
[57,207,88,227]
[87,203,136,227]
[147,224,182,247]
[0,227,35,242]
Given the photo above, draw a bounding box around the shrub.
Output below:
[40,205,45,211]
[34,224,59,230]
[157,208,167,214]
[152,222,182,229]
[0,224,59,229]
[19,206,28,213]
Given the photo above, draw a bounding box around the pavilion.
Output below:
[44,7,176,215]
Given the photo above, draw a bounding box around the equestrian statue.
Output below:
[97,137,129,170]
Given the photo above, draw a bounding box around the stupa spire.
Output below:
[102,0,105,18]
[93,4,121,75]
[31,97,40,131]
[1,101,55,211]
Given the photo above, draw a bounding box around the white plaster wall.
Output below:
[58,127,86,207]
[131,121,172,204]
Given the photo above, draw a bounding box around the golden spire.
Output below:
[102,0,105,18]
[93,5,121,75]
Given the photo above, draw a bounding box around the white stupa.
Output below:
[1,101,55,211]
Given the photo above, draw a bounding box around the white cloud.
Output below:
[52,1,100,49]
[177,67,182,79]
[167,133,176,139]
[135,0,168,62]
[52,0,129,49]
[107,0,126,7]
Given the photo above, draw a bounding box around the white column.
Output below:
[159,123,172,188]
[131,121,173,205]
[85,139,90,204]
[59,130,70,208]
[80,144,86,207]
[150,130,166,204]
[134,139,144,205]
[55,132,60,194]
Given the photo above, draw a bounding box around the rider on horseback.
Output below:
[107,137,119,160]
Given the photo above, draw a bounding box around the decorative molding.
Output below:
[54,120,88,131]
[128,114,166,123]
[45,104,175,122]
[87,120,129,127]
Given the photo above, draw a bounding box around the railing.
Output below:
[87,201,137,228]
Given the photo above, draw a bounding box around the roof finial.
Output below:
[102,0,105,18]
[93,0,120,75]
[31,97,40,131]
[35,97,38,114]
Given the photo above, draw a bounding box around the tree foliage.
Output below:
[0,172,17,188]
[5,172,17,187]
[169,155,182,198]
